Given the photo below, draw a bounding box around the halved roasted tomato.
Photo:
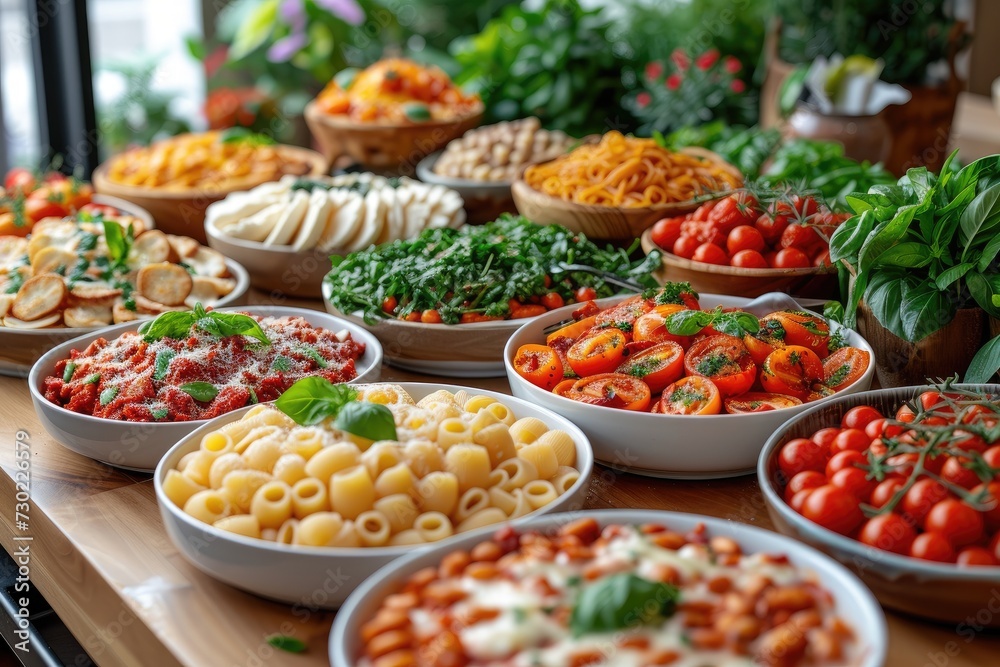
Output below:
[743,317,786,367]
[760,310,830,357]
[552,379,577,397]
[546,315,598,346]
[548,336,578,380]
[566,329,628,377]
[760,345,824,400]
[823,346,871,392]
[565,373,651,411]
[683,334,756,396]
[724,392,802,414]
[593,295,652,333]
[659,376,722,415]
[616,341,685,393]
[633,304,691,347]
[513,344,564,391]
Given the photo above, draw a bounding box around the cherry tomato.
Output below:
[924,499,984,547]
[615,341,684,394]
[773,247,810,269]
[684,334,756,397]
[513,344,564,391]
[420,309,442,324]
[957,546,999,566]
[985,446,1000,470]
[831,428,870,454]
[910,532,956,562]
[707,194,757,233]
[78,203,119,218]
[566,373,651,411]
[785,470,828,502]
[811,427,841,449]
[651,216,684,250]
[673,235,700,259]
[381,296,398,314]
[813,250,832,267]
[541,292,565,311]
[659,376,721,415]
[4,167,36,193]
[901,479,950,526]
[779,438,828,477]
[825,450,867,478]
[830,467,875,502]
[756,212,789,245]
[692,242,728,266]
[575,286,597,302]
[726,225,765,255]
[972,481,1000,530]
[842,405,882,431]
[940,456,981,490]
[24,197,69,222]
[761,311,830,357]
[779,223,825,255]
[404,311,423,322]
[633,304,690,347]
[546,315,598,346]
[724,392,801,414]
[594,295,652,332]
[743,319,786,367]
[760,345,824,400]
[870,477,907,510]
[730,249,768,268]
[823,347,872,392]
[802,485,863,535]
[567,329,628,377]
[864,418,890,441]
[858,514,917,555]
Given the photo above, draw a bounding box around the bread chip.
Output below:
[166,234,200,259]
[63,305,114,328]
[0,237,28,271]
[185,276,238,308]
[264,190,310,246]
[133,294,189,315]
[131,230,175,266]
[4,313,61,329]
[113,302,139,324]
[290,189,332,251]
[0,294,15,318]
[31,247,78,275]
[11,274,67,321]
[69,283,123,307]
[136,262,193,307]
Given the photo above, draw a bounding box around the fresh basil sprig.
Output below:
[62,362,77,383]
[665,307,760,337]
[275,378,398,441]
[265,635,306,654]
[138,304,269,345]
[179,382,218,402]
[102,220,134,270]
[153,349,175,381]
[569,573,680,637]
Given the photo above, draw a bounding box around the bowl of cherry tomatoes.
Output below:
[759,383,1000,625]
[640,191,845,299]
[505,285,875,479]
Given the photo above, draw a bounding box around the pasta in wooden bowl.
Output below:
[511,131,743,240]
[154,382,593,607]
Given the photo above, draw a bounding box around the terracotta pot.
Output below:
[787,107,891,165]
[857,302,985,388]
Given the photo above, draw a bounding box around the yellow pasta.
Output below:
[402,440,443,477]
[233,425,283,455]
[508,417,549,445]
[414,511,453,543]
[177,451,197,473]
[221,469,272,512]
[463,395,498,413]
[213,515,261,539]
[291,477,330,518]
[388,529,425,546]
[184,490,232,525]
[200,431,234,456]
[468,408,501,434]
[455,488,490,523]
[272,453,308,486]
[552,466,581,494]
[488,467,511,490]
[507,489,533,519]
[457,507,507,533]
[452,389,470,407]
[355,510,391,547]
[445,444,491,491]
[373,494,419,534]
[208,452,247,489]
[162,469,206,508]
[437,418,473,450]
[361,442,404,479]
[485,402,516,426]
[282,426,328,459]
[330,465,376,520]
[416,471,459,516]
[260,528,278,542]
[242,435,284,473]
[276,518,299,545]
[497,457,539,491]
[182,450,217,487]
[250,480,294,529]
[295,512,345,547]
[523,480,558,509]
[474,423,517,467]
[518,441,559,480]
[488,486,517,515]
[374,462,417,498]
[536,430,577,467]
[416,390,458,408]
[304,442,360,481]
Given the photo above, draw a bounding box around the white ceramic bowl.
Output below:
[322,281,524,378]
[28,306,382,471]
[759,384,1000,626]
[0,258,251,377]
[415,151,516,224]
[329,509,888,667]
[505,295,875,479]
[154,382,595,607]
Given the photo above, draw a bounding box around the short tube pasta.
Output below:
[455,488,490,523]
[374,462,416,498]
[213,515,260,539]
[445,444,491,492]
[416,471,459,516]
[373,494,419,534]
[518,441,559,480]
[523,480,558,509]
[184,490,232,525]
[209,452,247,489]
[414,511,453,543]
[355,511,391,547]
[162,469,206,508]
[536,430,577,467]
[474,423,517,467]
[291,477,330,518]
[330,465,376,520]
[250,480,294,529]
[437,418,473,450]
[497,457,538,491]
[508,417,548,445]
[456,507,507,533]
[304,442,360,481]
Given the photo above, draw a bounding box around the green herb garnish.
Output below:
[62,362,76,383]
[271,356,292,372]
[299,346,329,369]
[151,407,168,420]
[265,635,306,654]
[139,304,269,346]
[83,373,100,385]
[99,387,118,406]
[569,573,680,637]
[153,349,175,381]
[179,382,218,402]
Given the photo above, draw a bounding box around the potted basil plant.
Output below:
[830,151,1000,387]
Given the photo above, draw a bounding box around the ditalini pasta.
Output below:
[357,518,861,667]
[163,386,582,549]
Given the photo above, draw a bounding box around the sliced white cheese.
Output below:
[264,190,309,246]
[291,188,333,251]
[322,192,365,252]
[345,189,385,251]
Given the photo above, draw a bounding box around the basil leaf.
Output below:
[151,407,168,420]
[62,362,77,383]
[99,386,118,406]
[248,387,258,405]
[899,281,955,343]
[179,382,218,402]
[333,67,358,89]
[140,311,197,341]
[569,573,680,637]
[299,345,329,369]
[195,310,270,345]
[864,271,905,340]
[978,234,1000,273]
[959,181,1000,250]
[823,301,845,324]
[275,377,358,426]
[334,401,397,442]
[265,635,306,654]
[665,310,713,336]
[934,262,975,291]
[712,311,759,337]
[829,210,874,264]
[102,220,134,268]
[153,349,175,381]
[83,373,101,385]
[220,127,276,146]
[272,355,292,372]
[934,183,977,248]
[966,271,1000,319]
[874,242,932,269]
[859,204,919,273]
[903,167,934,201]
[965,334,1000,383]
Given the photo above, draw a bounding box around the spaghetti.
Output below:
[522,131,742,207]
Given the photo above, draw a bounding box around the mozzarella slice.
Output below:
[345,189,385,252]
[264,190,309,246]
[215,201,285,242]
[322,192,365,252]
[376,188,404,245]
[291,188,333,251]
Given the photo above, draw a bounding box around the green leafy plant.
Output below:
[97,60,192,157]
[138,303,270,345]
[569,573,680,637]
[830,153,1000,354]
[450,0,633,135]
[666,307,761,338]
[275,377,397,441]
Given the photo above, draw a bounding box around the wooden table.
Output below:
[1,293,998,667]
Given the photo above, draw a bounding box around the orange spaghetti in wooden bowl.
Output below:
[523,131,742,206]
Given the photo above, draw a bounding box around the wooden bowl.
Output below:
[304,101,483,173]
[415,151,516,224]
[92,145,328,244]
[510,147,740,241]
[759,384,1000,625]
[640,229,838,298]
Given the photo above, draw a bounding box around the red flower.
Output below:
[666,74,682,91]
[644,61,664,80]
[730,79,746,93]
[671,48,689,71]
[695,49,720,70]
[636,92,652,108]
[724,56,742,74]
